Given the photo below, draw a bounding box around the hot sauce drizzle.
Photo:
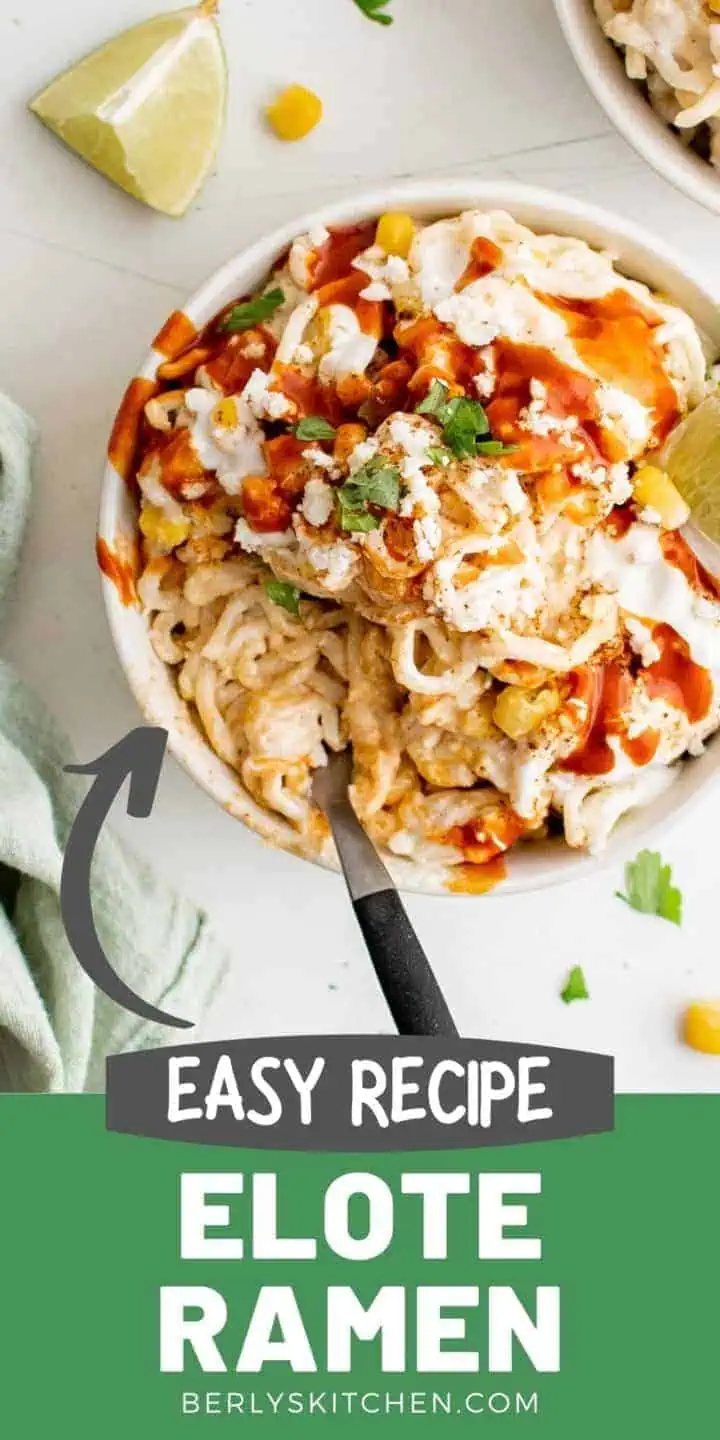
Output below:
[312,271,384,340]
[241,476,293,533]
[96,537,138,607]
[241,434,312,532]
[538,288,680,443]
[562,662,633,776]
[661,530,720,601]
[203,326,277,394]
[644,623,712,724]
[452,237,504,290]
[623,729,661,766]
[272,363,345,424]
[444,807,525,864]
[603,503,634,539]
[487,340,603,471]
[307,223,377,291]
[448,857,507,894]
[145,428,207,495]
[563,617,712,777]
[395,315,480,395]
[108,377,159,486]
[152,310,198,361]
[455,236,503,291]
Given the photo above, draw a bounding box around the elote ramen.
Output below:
[595,0,720,169]
[112,208,720,892]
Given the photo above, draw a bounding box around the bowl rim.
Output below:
[98,176,720,897]
[552,0,720,217]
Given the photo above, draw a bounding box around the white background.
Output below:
[1,0,719,1090]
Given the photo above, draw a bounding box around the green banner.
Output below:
[0,1095,716,1435]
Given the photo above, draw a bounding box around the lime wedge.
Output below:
[661,392,720,542]
[29,2,226,218]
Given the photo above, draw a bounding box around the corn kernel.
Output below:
[315,306,334,345]
[213,397,238,428]
[375,211,415,259]
[493,685,561,740]
[632,465,690,530]
[139,505,190,552]
[709,0,720,14]
[266,85,323,142]
[684,1002,720,1054]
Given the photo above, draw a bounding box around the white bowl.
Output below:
[553,0,720,216]
[98,178,720,895]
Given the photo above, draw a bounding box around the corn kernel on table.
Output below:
[1,0,719,1092]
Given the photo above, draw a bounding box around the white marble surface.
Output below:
[1,0,719,1091]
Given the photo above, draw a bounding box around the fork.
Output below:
[313,750,458,1037]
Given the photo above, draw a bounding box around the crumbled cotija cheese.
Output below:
[390,416,442,559]
[413,514,443,562]
[473,346,497,399]
[301,477,335,527]
[288,224,330,289]
[354,247,411,302]
[388,416,434,483]
[234,518,294,553]
[300,538,357,587]
[625,616,662,667]
[596,383,651,450]
[243,368,292,421]
[302,446,338,474]
[185,387,267,495]
[519,378,578,440]
[347,437,380,473]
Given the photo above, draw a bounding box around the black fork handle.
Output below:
[353,889,458,1037]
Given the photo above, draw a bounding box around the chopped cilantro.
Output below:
[264,579,301,615]
[442,396,491,456]
[336,500,381,532]
[415,380,492,458]
[220,287,285,333]
[294,416,337,441]
[561,966,589,1004]
[426,445,452,467]
[416,379,452,421]
[352,0,394,24]
[476,439,519,456]
[336,458,401,532]
[616,850,682,926]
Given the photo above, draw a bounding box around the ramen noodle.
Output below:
[119,209,720,891]
[595,0,720,168]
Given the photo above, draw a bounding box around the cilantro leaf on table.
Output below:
[561,966,590,1004]
[616,850,682,926]
[220,287,285,333]
[294,416,337,441]
[336,458,401,532]
[352,0,394,24]
[264,579,301,615]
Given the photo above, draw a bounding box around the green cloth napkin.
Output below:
[0,393,228,1093]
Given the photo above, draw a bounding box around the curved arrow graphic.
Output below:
[61,726,193,1030]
